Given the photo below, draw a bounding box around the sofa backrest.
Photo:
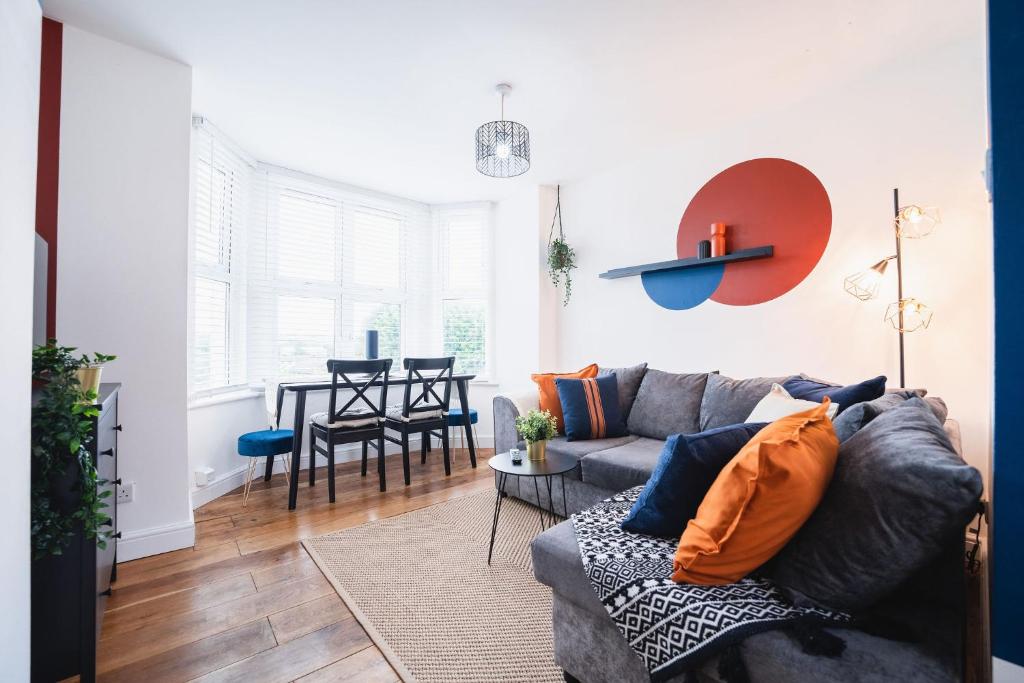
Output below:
[626,369,710,439]
[698,374,792,431]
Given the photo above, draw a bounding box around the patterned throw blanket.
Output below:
[571,488,853,681]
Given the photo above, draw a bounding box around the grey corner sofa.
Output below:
[492,364,967,683]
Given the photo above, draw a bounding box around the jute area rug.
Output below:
[303,490,563,683]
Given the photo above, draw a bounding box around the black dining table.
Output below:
[270,373,478,510]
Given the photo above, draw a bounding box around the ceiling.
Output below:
[42,0,975,204]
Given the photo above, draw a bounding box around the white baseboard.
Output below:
[190,433,495,510]
[117,518,196,562]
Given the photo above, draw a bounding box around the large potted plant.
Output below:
[31,341,116,680]
[514,409,558,461]
[32,342,115,557]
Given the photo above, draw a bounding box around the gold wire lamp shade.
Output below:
[884,297,934,333]
[843,258,891,301]
[895,204,941,239]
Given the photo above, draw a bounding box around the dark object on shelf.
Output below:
[711,222,728,257]
[697,240,711,259]
[598,246,774,280]
[365,329,379,360]
[32,383,119,683]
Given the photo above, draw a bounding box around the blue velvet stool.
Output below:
[237,429,293,506]
[447,408,479,452]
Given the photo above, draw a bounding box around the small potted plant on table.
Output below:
[514,409,558,461]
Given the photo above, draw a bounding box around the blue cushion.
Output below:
[554,374,626,441]
[782,375,886,414]
[447,408,479,425]
[620,422,767,538]
[238,429,294,457]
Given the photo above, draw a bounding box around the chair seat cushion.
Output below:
[579,437,666,491]
[310,411,380,430]
[448,408,479,424]
[238,429,294,457]
[386,405,444,422]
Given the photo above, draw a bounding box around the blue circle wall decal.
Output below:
[641,264,725,310]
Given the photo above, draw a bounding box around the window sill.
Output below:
[189,389,263,410]
[469,379,499,388]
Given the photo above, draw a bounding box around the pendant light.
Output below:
[475,84,530,178]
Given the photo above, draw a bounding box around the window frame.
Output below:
[436,203,495,382]
[187,120,251,402]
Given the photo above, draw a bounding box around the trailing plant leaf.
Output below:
[547,185,577,306]
[31,340,115,559]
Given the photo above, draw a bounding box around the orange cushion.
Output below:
[671,399,838,584]
[531,364,599,435]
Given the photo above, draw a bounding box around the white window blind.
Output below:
[189,119,251,396]
[247,167,430,382]
[188,116,493,400]
[437,205,493,378]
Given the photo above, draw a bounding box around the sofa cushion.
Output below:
[531,364,599,434]
[547,435,639,481]
[768,398,983,611]
[699,374,791,430]
[746,383,839,423]
[532,519,607,616]
[783,374,887,414]
[832,391,949,442]
[556,374,627,441]
[673,401,839,584]
[626,369,709,439]
[579,438,666,492]
[620,423,767,539]
[598,363,648,420]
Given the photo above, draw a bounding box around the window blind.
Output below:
[247,166,431,383]
[189,117,492,400]
[437,205,493,378]
[189,120,252,395]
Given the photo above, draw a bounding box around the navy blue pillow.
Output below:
[782,375,886,414]
[620,422,767,538]
[555,374,626,441]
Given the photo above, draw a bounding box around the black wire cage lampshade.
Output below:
[475,84,530,178]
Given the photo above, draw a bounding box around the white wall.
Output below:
[0,0,41,677]
[57,26,195,560]
[550,29,992,477]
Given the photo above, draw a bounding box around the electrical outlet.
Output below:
[116,481,135,504]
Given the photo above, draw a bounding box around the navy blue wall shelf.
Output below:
[598,246,773,280]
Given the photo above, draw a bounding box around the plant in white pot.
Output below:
[514,409,558,461]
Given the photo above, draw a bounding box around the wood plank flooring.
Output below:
[97,447,495,682]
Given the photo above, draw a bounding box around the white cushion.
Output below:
[386,405,445,422]
[311,411,380,429]
[745,383,839,423]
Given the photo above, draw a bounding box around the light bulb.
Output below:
[495,141,511,160]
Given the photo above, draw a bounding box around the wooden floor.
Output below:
[96,446,495,682]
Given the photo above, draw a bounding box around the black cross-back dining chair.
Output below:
[384,356,455,486]
[308,358,392,501]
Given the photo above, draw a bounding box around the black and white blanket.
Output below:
[571,488,852,681]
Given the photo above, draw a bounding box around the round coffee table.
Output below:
[487,450,577,565]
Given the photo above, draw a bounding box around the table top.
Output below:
[279,373,476,391]
[488,450,577,477]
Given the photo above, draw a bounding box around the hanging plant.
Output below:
[547,185,577,306]
[31,341,116,559]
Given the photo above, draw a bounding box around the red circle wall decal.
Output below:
[675,158,831,306]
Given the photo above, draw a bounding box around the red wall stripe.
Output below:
[35,17,62,340]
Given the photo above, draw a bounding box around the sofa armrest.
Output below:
[493,392,537,454]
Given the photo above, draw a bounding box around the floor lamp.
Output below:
[843,188,937,387]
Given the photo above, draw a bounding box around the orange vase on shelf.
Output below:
[710,222,727,257]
